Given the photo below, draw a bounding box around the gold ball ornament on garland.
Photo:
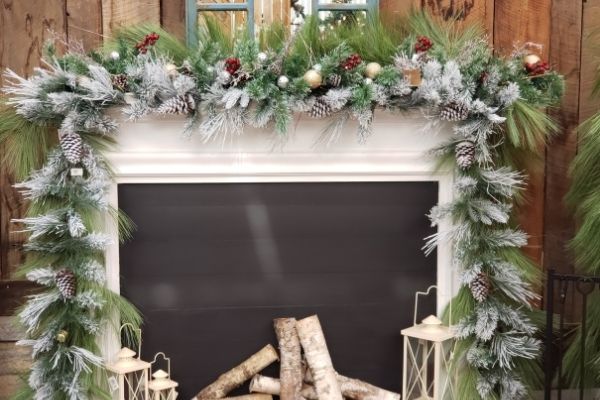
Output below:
[165,63,179,77]
[365,62,382,79]
[56,330,69,343]
[303,69,323,89]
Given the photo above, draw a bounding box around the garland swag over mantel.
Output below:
[0,12,563,400]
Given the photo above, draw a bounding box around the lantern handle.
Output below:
[414,285,437,326]
[150,352,171,378]
[119,323,143,360]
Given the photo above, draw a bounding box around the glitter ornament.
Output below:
[341,53,362,71]
[225,57,241,75]
[303,69,322,89]
[313,63,322,72]
[277,75,290,89]
[365,62,382,79]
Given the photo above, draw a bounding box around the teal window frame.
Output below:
[186,0,255,48]
[311,0,379,15]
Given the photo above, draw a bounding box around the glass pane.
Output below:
[198,10,248,37]
[318,9,367,29]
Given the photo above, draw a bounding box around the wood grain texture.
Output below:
[0,317,23,342]
[66,0,103,51]
[161,0,186,40]
[544,0,583,276]
[102,0,160,38]
[0,343,31,400]
[579,0,600,122]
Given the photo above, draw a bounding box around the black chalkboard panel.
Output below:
[119,182,437,398]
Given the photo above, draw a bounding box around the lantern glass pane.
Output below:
[403,337,455,400]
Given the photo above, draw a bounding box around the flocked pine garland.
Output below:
[0,13,564,400]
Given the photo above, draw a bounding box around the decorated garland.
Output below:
[564,72,600,388]
[0,13,563,400]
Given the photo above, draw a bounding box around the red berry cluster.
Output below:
[225,57,241,75]
[414,36,433,53]
[525,60,550,76]
[136,32,160,54]
[341,53,362,71]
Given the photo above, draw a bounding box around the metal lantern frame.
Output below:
[105,323,151,400]
[148,352,179,400]
[401,285,457,400]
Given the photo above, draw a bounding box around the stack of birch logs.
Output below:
[192,315,401,400]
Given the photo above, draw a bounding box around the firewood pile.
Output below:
[192,315,401,400]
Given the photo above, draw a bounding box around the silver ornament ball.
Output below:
[109,51,120,60]
[257,52,268,62]
[313,63,322,72]
[364,77,373,85]
[277,75,290,89]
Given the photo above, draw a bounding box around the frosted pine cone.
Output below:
[59,131,83,164]
[111,74,128,91]
[156,94,196,114]
[309,98,332,119]
[327,73,342,87]
[439,101,469,121]
[455,140,476,170]
[469,272,491,302]
[55,269,77,299]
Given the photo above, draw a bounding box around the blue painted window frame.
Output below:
[311,0,379,16]
[186,0,255,48]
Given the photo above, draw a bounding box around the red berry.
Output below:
[415,36,433,53]
[341,53,362,71]
[525,60,550,76]
[224,57,241,75]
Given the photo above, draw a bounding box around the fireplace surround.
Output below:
[100,111,456,395]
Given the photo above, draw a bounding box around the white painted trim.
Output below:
[101,111,458,363]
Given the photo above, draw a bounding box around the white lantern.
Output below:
[401,286,456,400]
[105,324,151,400]
[148,352,179,400]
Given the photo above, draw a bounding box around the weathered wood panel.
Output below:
[579,0,600,122]
[0,343,31,400]
[102,0,160,38]
[66,0,104,51]
[544,0,583,276]
[161,0,186,40]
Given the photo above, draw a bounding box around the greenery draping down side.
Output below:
[0,12,563,400]
[564,84,600,388]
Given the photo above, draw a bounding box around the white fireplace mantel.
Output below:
[101,110,457,362]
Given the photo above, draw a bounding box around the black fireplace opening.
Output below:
[119,181,438,398]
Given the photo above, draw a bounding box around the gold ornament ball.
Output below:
[303,69,323,89]
[165,63,179,77]
[365,62,382,79]
[523,54,541,67]
[56,330,69,343]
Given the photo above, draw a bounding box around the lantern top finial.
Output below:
[422,315,442,326]
[401,314,455,342]
[117,347,136,359]
[152,369,169,379]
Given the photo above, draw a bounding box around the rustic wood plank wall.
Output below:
[0,0,598,398]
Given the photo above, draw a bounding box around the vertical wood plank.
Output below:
[161,0,186,40]
[544,0,583,275]
[66,0,103,51]
[579,0,600,122]
[102,0,160,38]
[492,0,551,266]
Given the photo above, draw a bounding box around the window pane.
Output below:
[318,10,367,29]
[198,10,248,37]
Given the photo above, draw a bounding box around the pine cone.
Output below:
[439,101,469,121]
[55,269,77,299]
[156,94,196,114]
[59,131,83,164]
[469,272,491,302]
[111,74,128,91]
[455,140,476,170]
[309,98,332,119]
[327,73,342,87]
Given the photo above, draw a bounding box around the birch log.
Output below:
[206,395,274,400]
[296,315,343,400]
[195,344,279,399]
[301,374,400,400]
[274,318,303,400]
[249,375,281,395]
